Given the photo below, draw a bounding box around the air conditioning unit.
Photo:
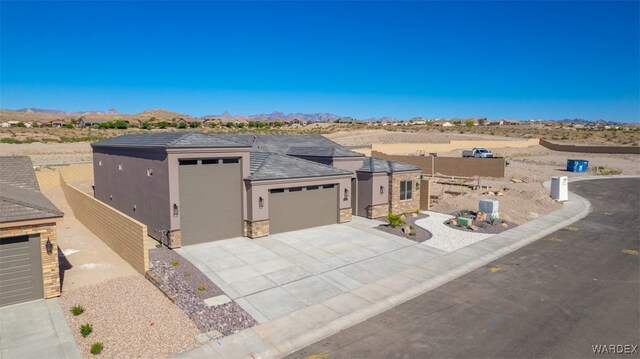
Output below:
[551,176,568,201]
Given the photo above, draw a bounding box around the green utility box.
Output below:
[457,217,473,227]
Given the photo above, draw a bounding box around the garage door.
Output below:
[0,235,44,307]
[269,184,338,234]
[178,158,243,245]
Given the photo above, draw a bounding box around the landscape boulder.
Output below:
[476,211,487,222]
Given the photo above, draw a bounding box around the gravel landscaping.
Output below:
[376,213,432,243]
[414,211,493,252]
[149,247,256,336]
[60,275,199,359]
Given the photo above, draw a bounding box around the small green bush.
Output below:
[170,261,180,267]
[387,213,405,228]
[80,323,93,337]
[90,342,103,355]
[71,305,85,316]
[197,285,206,291]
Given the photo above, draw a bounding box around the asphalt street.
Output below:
[289,178,640,359]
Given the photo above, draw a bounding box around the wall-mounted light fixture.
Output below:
[173,204,179,217]
[45,238,53,254]
[380,186,385,195]
[343,188,349,201]
[259,197,264,209]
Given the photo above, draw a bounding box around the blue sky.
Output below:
[1,1,638,122]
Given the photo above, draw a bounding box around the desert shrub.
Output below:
[114,120,128,129]
[387,213,404,228]
[178,122,187,129]
[189,121,200,128]
[64,123,74,129]
[489,213,499,225]
[80,323,93,337]
[141,121,152,130]
[197,285,206,291]
[90,342,103,355]
[1,138,22,144]
[16,121,26,128]
[592,166,623,175]
[70,305,85,316]
[170,260,179,267]
[158,121,169,129]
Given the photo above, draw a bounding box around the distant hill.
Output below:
[0,108,189,123]
[202,111,348,122]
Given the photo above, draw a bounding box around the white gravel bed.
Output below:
[415,211,492,252]
[60,275,199,359]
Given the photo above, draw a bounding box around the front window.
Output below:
[400,180,413,200]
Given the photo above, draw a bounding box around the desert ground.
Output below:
[2,128,638,225]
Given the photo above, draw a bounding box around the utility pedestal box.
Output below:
[551,176,568,202]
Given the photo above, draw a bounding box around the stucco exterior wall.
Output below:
[356,172,389,217]
[166,149,251,231]
[331,157,365,172]
[0,222,61,299]
[370,151,506,178]
[246,176,352,222]
[93,148,170,240]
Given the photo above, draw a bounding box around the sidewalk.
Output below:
[177,181,593,358]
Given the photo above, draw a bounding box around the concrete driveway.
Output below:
[0,299,81,359]
[177,216,446,323]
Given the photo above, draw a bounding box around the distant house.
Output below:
[49,120,67,128]
[432,121,454,127]
[78,118,130,127]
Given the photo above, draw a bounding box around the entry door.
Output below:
[178,158,243,245]
[0,235,44,307]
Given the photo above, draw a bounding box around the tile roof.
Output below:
[358,157,422,174]
[223,134,362,157]
[286,146,364,158]
[249,152,352,181]
[91,133,249,149]
[0,157,63,223]
[0,156,40,191]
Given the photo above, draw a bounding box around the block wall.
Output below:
[60,175,149,274]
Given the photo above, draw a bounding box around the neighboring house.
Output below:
[432,121,454,127]
[91,133,421,248]
[0,156,63,307]
[49,120,67,128]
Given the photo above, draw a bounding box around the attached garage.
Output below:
[0,235,44,306]
[0,156,63,307]
[269,185,339,234]
[178,158,243,245]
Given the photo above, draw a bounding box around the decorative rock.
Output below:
[501,223,509,228]
[497,191,504,197]
[402,225,411,234]
[449,219,457,226]
[195,333,210,344]
[476,211,487,222]
[400,214,406,221]
[204,295,232,307]
[206,330,223,340]
[411,213,418,217]
[469,225,479,231]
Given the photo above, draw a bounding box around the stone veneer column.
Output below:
[339,208,352,223]
[366,204,389,219]
[245,220,269,238]
[168,229,182,249]
[389,172,421,215]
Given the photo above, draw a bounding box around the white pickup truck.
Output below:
[462,148,494,158]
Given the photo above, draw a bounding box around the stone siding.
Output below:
[168,230,182,249]
[366,204,389,219]
[389,172,421,215]
[0,223,60,299]
[339,208,352,223]
[245,220,269,238]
